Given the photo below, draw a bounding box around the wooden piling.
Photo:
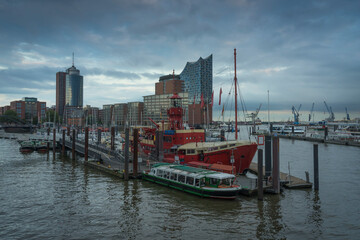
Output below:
[257,149,264,200]
[62,129,65,155]
[133,128,138,177]
[53,128,56,155]
[305,171,310,183]
[220,129,225,142]
[72,129,75,160]
[47,128,50,151]
[291,126,294,135]
[124,127,129,181]
[111,127,115,151]
[67,127,70,136]
[314,144,319,191]
[272,136,280,194]
[85,127,88,162]
[265,135,272,177]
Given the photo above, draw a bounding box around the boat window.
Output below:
[195,178,200,186]
[164,136,172,142]
[209,178,219,186]
[220,178,232,186]
[187,149,195,154]
[220,145,228,149]
[157,170,163,177]
[151,169,156,174]
[170,173,177,181]
[178,175,186,183]
[186,177,194,185]
[165,171,170,179]
[229,144,235,147]
[200,178,206,187]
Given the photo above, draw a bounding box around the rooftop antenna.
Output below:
[72,52,74,67]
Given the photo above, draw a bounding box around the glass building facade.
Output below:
[143,92,188,125]
[180,54,212,105]
[65,66,83,108]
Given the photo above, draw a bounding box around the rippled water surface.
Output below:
[1,136,359,239]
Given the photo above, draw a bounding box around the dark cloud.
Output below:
[0,0,359,118]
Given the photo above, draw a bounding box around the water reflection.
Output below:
[256,195,286,239]
[306,191,323,238]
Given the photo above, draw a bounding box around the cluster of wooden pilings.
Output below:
[53,126,143,180]
[256,136,320,200]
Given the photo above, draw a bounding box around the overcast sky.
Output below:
[0,0,359,121]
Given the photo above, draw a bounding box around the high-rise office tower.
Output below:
[56,55,84,119]
[56,72,66,117]
[65,64,83,107]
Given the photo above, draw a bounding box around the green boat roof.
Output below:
[170,165,208,173]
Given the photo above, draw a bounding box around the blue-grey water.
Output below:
[1,133,360,239]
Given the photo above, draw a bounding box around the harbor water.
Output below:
[1,129,360,239]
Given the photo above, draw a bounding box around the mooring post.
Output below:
[85,126,88,162]
[220,129,225,142]
[272,136,280,194]
[124,127,129,181]
[72,129,75,160]
[53,128,56,154]
[265,135,272,178]
[133,128,138,178]
[47,127,50,151]
[62,129,65,155]
[314,144,319,191]
[67,127,70,136]
[324,127,328,141]
[305,171,310,183]
[258,148,264,201]
[269,123,273,134]
[97,128,101,145]
[111,126,115,151]
[291,126,294,135]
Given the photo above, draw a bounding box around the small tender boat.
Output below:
[19,140,35,153]
[35,141,48,153]
[142,163,241,199]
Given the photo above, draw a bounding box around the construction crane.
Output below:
[345,107,350,121]
[324,101,335,122]
[309,102,315,122]
[247,103,262,126]
[292,104,302,124]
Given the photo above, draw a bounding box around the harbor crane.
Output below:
[324,101,335,122]
[292,104,302,124]
[247,103,262,125]
[345,107,350,121]
[309,102,315,122]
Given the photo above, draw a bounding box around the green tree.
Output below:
[4,109,18,117]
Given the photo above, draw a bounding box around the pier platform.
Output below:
[248,162,312,189]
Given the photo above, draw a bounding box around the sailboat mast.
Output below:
[234,48,238,140]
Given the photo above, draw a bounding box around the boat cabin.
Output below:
[150,164,236,188]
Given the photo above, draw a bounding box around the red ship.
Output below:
[137,92,257,174]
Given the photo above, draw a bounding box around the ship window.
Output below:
[220,145,227,149]
[187,149,195,154]
[186,177,194,185]
[195,178,200,186]
[158,170,163,177]
[209,178,219,186]
[178,174,186,183]
[170,173,177,180]
[200,178,206,187]
[164,136,172,142]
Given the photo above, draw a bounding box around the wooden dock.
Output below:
[248,162,312,189]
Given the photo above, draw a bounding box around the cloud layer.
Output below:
[0,0,359,120]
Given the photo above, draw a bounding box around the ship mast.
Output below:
[234,48,238,140]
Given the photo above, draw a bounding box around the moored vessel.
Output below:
[143,163,241,199]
